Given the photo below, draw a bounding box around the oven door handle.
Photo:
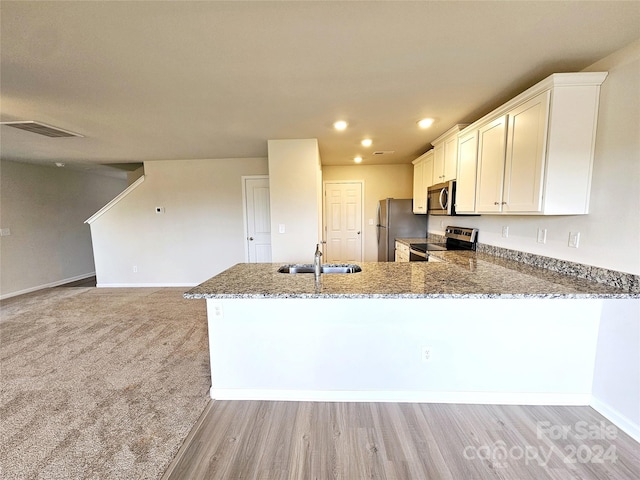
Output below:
[409,247,428,259]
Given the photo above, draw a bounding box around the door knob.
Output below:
[357,231,361,235]
[248,237,254,241]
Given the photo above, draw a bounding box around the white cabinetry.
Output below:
[503,91,550,213]
[431,124,467,184]
[412,150,433,214]
[455,130,479,214]
[395,241,409,262]
[456,72,607,215]
[476,115,508,213]
[423,151,433,190]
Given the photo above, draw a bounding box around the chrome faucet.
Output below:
[314,243,323,279]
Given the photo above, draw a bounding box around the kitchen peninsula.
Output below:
[185,252,637,406]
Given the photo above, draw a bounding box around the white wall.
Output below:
[322,164,414,261]
[428,40,640,275]
[0,160,127,298]
[88,158,267,287]
[207,298,601,404]
[591,300,640,443]
[267,139,322,263]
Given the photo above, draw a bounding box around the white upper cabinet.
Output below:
[433,143,444,184]
[423,150,434,190]
[476,116,508,213]
[455,130,478,213]
[457,72,607,215]
[503,91,550,213]
[431,124,467,185]
[412,150,433,214]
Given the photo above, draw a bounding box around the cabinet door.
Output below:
[433,143,445,183]
[455,130,478,213]
[443,134,459,182]
[423,152,434,188]
[476,115,507,213]
[412,159,426,214]
[503,91,550,213]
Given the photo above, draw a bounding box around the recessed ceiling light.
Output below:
[417,118,434,129]
[361,138,372,147]
[334,120,348,131]
[354,156,363,163]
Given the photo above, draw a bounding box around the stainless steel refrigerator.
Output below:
[376,198,427,262]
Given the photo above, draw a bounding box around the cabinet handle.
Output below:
[494,202,500,205]
[501,202,507,205]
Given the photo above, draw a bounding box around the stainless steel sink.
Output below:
[277,264,362,274]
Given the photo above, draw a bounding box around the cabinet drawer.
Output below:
[395,242,409,254]
[395,241,410,262]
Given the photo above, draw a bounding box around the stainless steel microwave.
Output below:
[427,180,456,215]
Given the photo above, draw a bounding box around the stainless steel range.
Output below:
[409,226,478,261]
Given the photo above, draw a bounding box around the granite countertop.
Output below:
[185,250,636,299]
[395,237,431,245]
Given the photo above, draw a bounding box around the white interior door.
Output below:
[244,176,272,263]
[323,182,363,263]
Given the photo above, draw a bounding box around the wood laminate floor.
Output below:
[164,401,640,479]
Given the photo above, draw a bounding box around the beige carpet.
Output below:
[0,287,211,480]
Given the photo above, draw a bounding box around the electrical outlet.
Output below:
[440,219,445,228]
[133,265,138,273]
[537,228,547,244]
[568,232,580,248]
[421,346,432,363]
[0,228,11,236]
[502,226,509,238]
[369,218,374,225]
[211,302,224,319]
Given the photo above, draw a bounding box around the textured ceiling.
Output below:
[1,1,639,168]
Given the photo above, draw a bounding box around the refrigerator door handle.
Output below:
[376,202,381,243]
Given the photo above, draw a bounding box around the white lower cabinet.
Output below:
[395,241,409,262]
[456,72,607,215]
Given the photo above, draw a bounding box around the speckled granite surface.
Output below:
[396,238,639,294]
[185,251,637,299]
[476,244,640,293]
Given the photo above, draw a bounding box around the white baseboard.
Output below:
[210,388,591,405]
[591,395,640,444]
[0,272,96,300]
[96,283,198,288]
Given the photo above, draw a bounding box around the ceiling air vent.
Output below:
[0,121,83,138]
[373,151,395,156]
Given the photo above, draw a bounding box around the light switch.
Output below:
[537,228,547,244]
[278,224,286,234]
[568,232,580,248]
